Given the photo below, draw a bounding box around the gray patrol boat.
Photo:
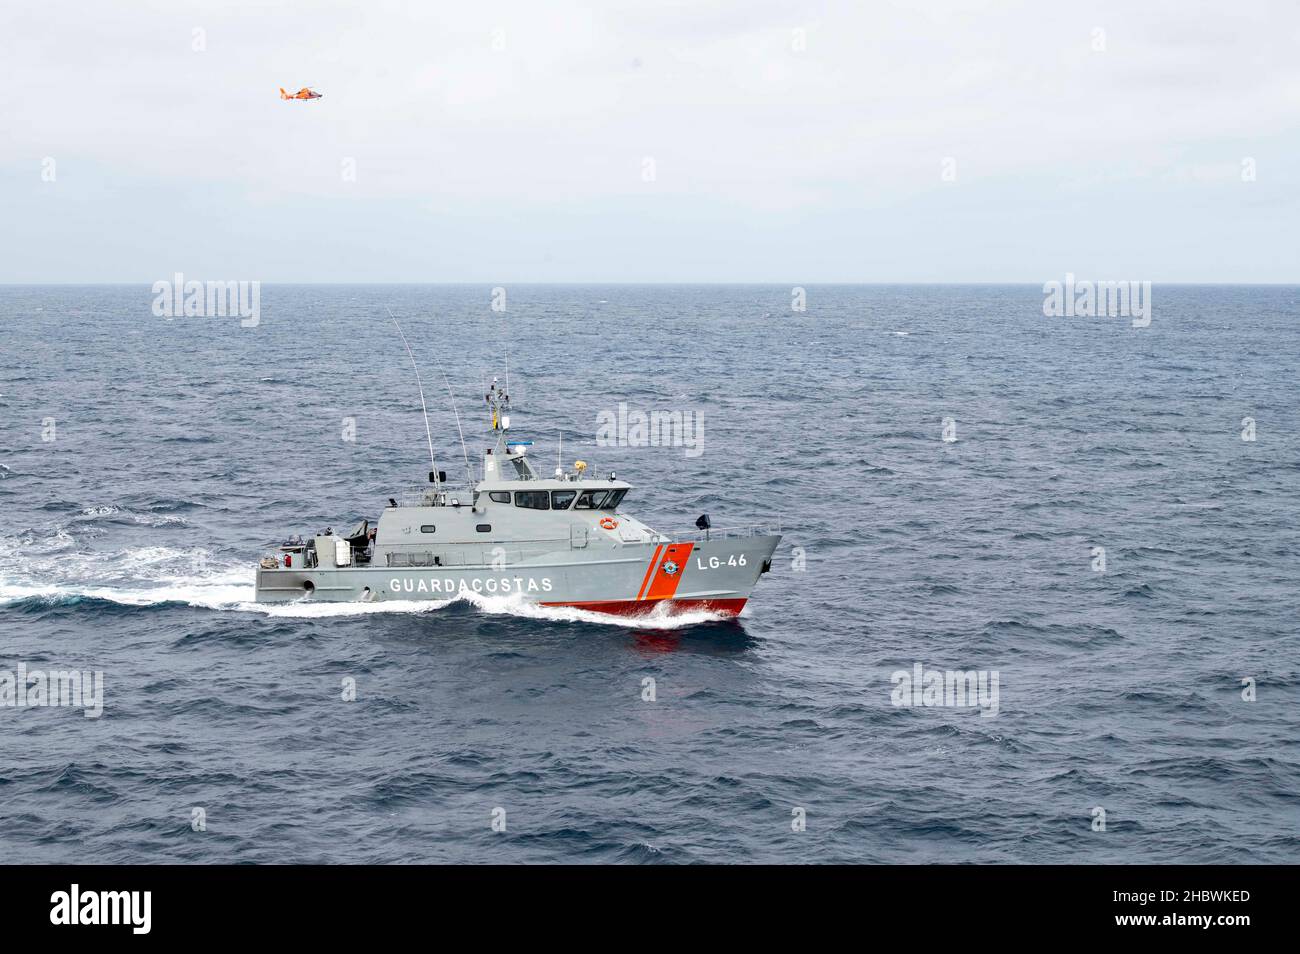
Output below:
[255,379,780,617]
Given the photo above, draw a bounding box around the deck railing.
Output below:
[667,523,783,543]
[396,487,473,508]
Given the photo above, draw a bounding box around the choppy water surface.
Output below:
[1,284,1297,863]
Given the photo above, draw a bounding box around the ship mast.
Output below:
[485,376,511,455]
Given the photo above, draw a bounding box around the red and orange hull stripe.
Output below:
[634,542,694,602]
[542,542,749,617]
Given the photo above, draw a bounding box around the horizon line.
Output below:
[3,280,1299,287]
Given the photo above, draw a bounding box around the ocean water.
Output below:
[1,283,1297,864]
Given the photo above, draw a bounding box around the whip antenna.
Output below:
[388,308,437,481]
[432,349,472,487]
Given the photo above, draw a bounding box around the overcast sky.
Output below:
[2,0,1297,282]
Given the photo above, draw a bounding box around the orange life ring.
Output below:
[599,517,618,530]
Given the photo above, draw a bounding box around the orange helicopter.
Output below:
[279,87,322,100]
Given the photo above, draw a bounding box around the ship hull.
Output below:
[254,535,779,618]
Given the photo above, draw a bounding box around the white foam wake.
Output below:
[1,549,735,628]
[243,592,735,627]
[1,579,735,628]
[1,512,739,627]
[0,579,254,610]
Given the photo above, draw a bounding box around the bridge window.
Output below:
[514,491,550,510]
[489,492,510,504]
[574,489,609,509]
[551,490,576,510]
[604,489,627,509]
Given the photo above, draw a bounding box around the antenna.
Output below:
[497,307,511,397]
[431,348,473,487]
[388,308,437,483]
[557,428,563,475]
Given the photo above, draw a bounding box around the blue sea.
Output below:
[1,284,1297,864]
